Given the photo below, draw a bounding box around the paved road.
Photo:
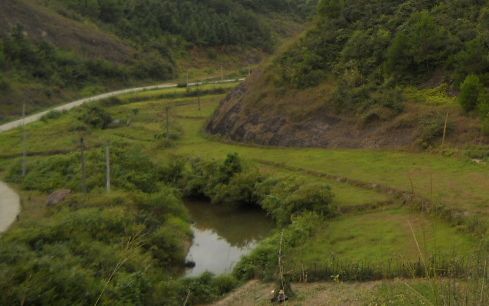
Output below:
[0,78,244,233]
[0,181,20,233]
[0,83,176,133]
[0,78,244,133]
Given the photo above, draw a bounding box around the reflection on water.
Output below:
[184,201,274,277]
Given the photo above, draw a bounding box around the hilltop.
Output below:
[0,0,314,122]
[208,0,489,149]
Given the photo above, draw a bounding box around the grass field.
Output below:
[0,81,484,289]
[287,207,476,267]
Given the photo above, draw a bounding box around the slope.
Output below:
[0,0,314,123]
[208,0,489,149]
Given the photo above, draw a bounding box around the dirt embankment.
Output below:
[207,72,484,149]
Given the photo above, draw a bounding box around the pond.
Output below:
[183,201,274,277]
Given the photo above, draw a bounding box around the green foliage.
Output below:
[459,74,482,112]
[274,0,489,116]
[212,171,265,207]
[260,178,335,225]
[54,0,316,50]
[386,11,448,79]
[234,212,323,280]
[40,110,64,122]
[181,153,243,199]
[417,113,452,149]
[1,27,132,86]
[176,154,335,224]
[132,51,176,80]
[7,144,163,193]
[318,0,344,19]
[77,105,113,129]
[0,190,193,305]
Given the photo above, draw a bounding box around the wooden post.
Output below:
[80,137,87,193]
[220,65,224,81]
[442,112,449,146]
[21,102,27,177]
[105,143,111,193]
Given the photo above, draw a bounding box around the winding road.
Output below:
[0,182,20,233]
[0,78,244,233]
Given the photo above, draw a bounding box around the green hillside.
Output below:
[0,0,314,123]
[208,0,489,149]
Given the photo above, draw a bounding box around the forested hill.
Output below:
[51,0,317,50]
[208,0,489,149]
[0,0,315,123]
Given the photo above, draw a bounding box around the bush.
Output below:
[40,110,64,122]
[8,144,164,193]
[0,187,195,305]
[149,216,192,265]
[211,171,264,207]
[234,212,323,280]
[133,51,176,80]
[180,153,244,199]
[459,74,482,112]
[417,113,452,148]
[77,105,113,129]
[261,178,336,225]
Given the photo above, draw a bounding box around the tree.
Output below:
[387,11,448,79]
[459,74,482,112]
[318,0,344,19]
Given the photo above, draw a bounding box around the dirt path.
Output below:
[209,280,383,306]
[0,181,20,233]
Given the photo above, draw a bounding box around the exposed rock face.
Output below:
[207,83,419,149]
[47,189,72,206]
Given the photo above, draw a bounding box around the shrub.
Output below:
[234,212,323,280]
[40,110,64,122]
[7,145,164,193]
[211,171,264,207]
[459,74,482,112]
[149,216,192,265]
[133,51,176,80]
[417,113,452,148]
[154,126,183,148]
[77,105,113,129]
[261,178,336,225]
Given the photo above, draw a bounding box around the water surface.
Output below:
[184,201,273,277]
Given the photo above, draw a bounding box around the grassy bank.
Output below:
[1,81,488,304]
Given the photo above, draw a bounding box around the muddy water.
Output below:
[184,201,274,277]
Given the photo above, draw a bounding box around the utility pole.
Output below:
[105,143,111,193]
[80,137,87,193]
[165,106,170,140]
[197,81,201,112]
[21,101,27,177]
